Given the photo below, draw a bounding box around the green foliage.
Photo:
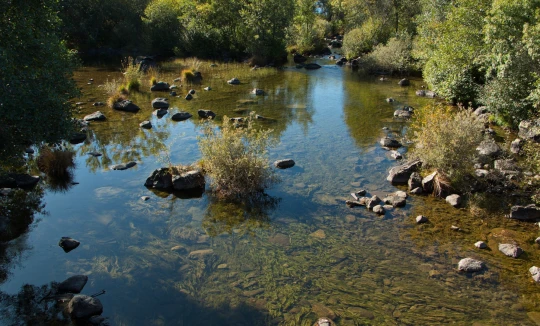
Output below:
[289,0,331,54]
[0,0,79,164]
[409,105,485,186]
[198,113,279,201]
[360,35,415,74]
[522,141,540,204]
[342,17,389,58]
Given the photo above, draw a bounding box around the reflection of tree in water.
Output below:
[0,282,71,326]
[0,187,44,284]
[202,194,279,237]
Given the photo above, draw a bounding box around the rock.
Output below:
[475,241,487,249]
[93,102,105,106]
[198,109,216,119]
[0,188,13,196]
[172,170,205,190]
[498,243,523,258]
[310,229,326,239]
[25,147,34,154]
[151,98,169,109]
[88,316,107,326]
[217,264,228,269]
[153,108,168,118]
[170,91,177,96]
[398,79,410,86]
[274,159,295,169]
[251,88,265,95]
[380,137,402,148]
[139,121,152,129]
[203,86,211,91]
[451,225,461,231]
[304,63,322,70]
[171,112,192,121]
[229,117,244,123]
[425,91,436,98]
[141,196,150,201]
[476,139,501,157]
[88,152,102,157]
[355,189,367,196]
[518,118,540,141]
[394,109,412,118]
[387,160,422,184]
[84,111,106,122]
[416,215,428,223]
[144,168,173,190]
[68,295,103,319]
[189,89,196,95]
[70,132,87,144]
[312,303,336,319]
[457,258,484,272]
[59,237,80,253]
[293,53,307,63]
[113,100,140,113]
[474,106,488,116]
[185,93,193,100]
[5,174,40,188]
[445,194,462,208]
[530,266,540,282]
[150,81,170,91]
[510,138,522,154]
[316,317,334,326]
[391,196,406,207]
[509,205,540,221]
[58,275,88,294]
[422,171,437,194]
[416,90,426,96]
[408,172,422,190]
[366,195,381,210]
[390,150,402,160]
[475,169,489,177]
[189,249,214,258]
[110,161,136,170]
[227,77,240,85]
[410,187,423,195]
[373,205,385,215]
[494,159,519,173]
[386,98,394,102]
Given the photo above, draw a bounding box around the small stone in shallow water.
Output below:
[58,275,88,294]
[499,243,523,258]
[535,237,540,244]
[458,258,485,272]
[68,295,103,319]
[475,241,487,249]
[416,215,428,224]
[410,187,423,195]
[274,159,295,169]
[451,225,461,231]
[530,266,540,282]
[59,237,80,253]
[217,264,228,269]
[355,189,367,196]
[139,121,152,129]
[189,249,214,259]
[141,196,150,201]
[373,205,385,215]
[310,229,326,239]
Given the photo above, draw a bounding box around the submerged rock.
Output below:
[398,78,410,86]
[530,266,540,283]
[189,249,214,258]
[68,295,103,319]
[304,63,322,70]
[198,109,216,119]
[110,162,136,170]
[474,241,487,249]
[59,237,80,253]
[416,215,428,224]
[458,258,484,272]
[58,275,88,294]
[274,159,295,169]
[380,137,402,148]
[498,243,523,258]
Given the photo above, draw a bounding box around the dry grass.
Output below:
[198,112,279,200]
[107,92,127,108]
[37,146,75,179]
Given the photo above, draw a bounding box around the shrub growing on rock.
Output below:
[198,112,279,200]
[409,105,485,187]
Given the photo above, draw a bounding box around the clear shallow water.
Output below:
[1,60,540,325]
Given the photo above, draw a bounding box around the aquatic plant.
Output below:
[37,145,75,179]
[198,112,279,200]
[121,57,143,92]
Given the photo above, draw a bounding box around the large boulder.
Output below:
[509,205,540,221]
[387,160,422,185]
[113,100,140,113]
[110,161,136,170]
[84,111,106,122]
[380,137,402,148]
[144,168,173,190]
[151,98,169,109]
[68,295,103,319]
[408,172,422,191]
[476,139,501,157]
[398,79,410,86]
[422,171,437,194]
[458,258,484,272]
[518,118,540,141]
[150,81,170,91]
[58,275,88,294]
[172,171,205,190]
[171,112,192,121]
[198,110,216,119]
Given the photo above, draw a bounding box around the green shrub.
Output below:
[121,57,143,92]
[342,17,388,58]
[409,105,485,187]
[360,36,415,75]
[522,141,540,204]
[198,113,279,200]
[126,79,140,92]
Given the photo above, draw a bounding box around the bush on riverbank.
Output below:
[198,113,278,201]
[409,105,485,188]
[358,35,415,75]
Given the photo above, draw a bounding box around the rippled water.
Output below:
[1,59,540,325]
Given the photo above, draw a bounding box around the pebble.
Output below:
[141,196,150,201]
[474,241,487,249]
[416,215,428,223]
